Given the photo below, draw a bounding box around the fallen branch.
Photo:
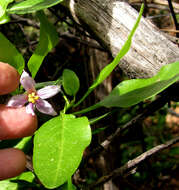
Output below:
[62,0,179,78]
[85,136,179,189]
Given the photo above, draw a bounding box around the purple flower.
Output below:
[7,71,61,116]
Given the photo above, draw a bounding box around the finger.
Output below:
[0,148,26,180]
[0,62,20,95]
[0,105,38,140]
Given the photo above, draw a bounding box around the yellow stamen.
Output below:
[28,92,39,104]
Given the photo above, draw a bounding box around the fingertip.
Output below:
[0,148,26,180]
[0,105,38,140]
[0,62,20,95]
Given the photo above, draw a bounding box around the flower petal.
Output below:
[37,85,61,99]
[20,70,36,91]
[7,94,27,107]
[26,103,35,116]
[36,99,57,116]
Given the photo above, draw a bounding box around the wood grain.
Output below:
[63,0,179,78]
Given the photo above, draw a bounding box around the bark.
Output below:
[62,0,179,78]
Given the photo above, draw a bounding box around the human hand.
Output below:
[0,62,37,180]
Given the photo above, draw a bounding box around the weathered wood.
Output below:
[63,0,179,78]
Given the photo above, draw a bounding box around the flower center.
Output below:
[28,92,39,104]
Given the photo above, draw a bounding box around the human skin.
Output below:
[0,62,37,180]
[0,62,20,95]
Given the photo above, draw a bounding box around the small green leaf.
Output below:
[33,113,91,189]
[7,0,63,14]
[74,61,179,115]
[13,171,35,183]
[0,13,10,24]
[27,11,59,78]
[0,180,18,190]
[74,4,144,106]
[99,61,179,108]
[0,172,37,190]
[0,0,13,18]
[62,69,80,96]
[0,32,25,74]
[35,78,62,89]
[14,136,32,154]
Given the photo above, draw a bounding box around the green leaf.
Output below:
[0,172,37,190]
[35,78,62,89]
[0,180,18,190]
[14,136,32,154]
[0,0,13,18]
[0,32,25,74]
[89,111,112,125]
[27,11,59,78]
[99,61,179,108]
[74,4,144,106]
[7,0,63,14]
[33,113,91,189]
[169,147,179,156]
[59,182,77,190]
[74,61,179,115]
[0,13,10,24]
[13,171,35,183]
[62,69,80,96]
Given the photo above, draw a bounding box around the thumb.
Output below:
[0,62,20,95]
[0,105,37,140]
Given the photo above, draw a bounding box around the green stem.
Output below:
[35,79,62,89]
[89,111,112,125]
[63,95,70,113]
[73,103,101,115]
[67,177,72,190]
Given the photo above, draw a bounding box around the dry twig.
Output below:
[84,136,179,189]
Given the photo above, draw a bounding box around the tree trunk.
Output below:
[63,0,179,78]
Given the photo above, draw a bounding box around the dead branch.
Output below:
[62,0,179,79]
[84,136,179,189]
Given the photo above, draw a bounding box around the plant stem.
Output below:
[67,177,73,190]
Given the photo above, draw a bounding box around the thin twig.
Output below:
[142,0,148,17]
[59,33,106,51]
[167,0,179,37]
[162,32,179,45]
[17,23,34,52]
[130,0,179,11]
[153,0,179,10]
[10,15,40,29]
[85,136,179,189]
[161,29,179,33]
[147,13,179,19]
[48,7,92,39]
[131,3,179,12]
